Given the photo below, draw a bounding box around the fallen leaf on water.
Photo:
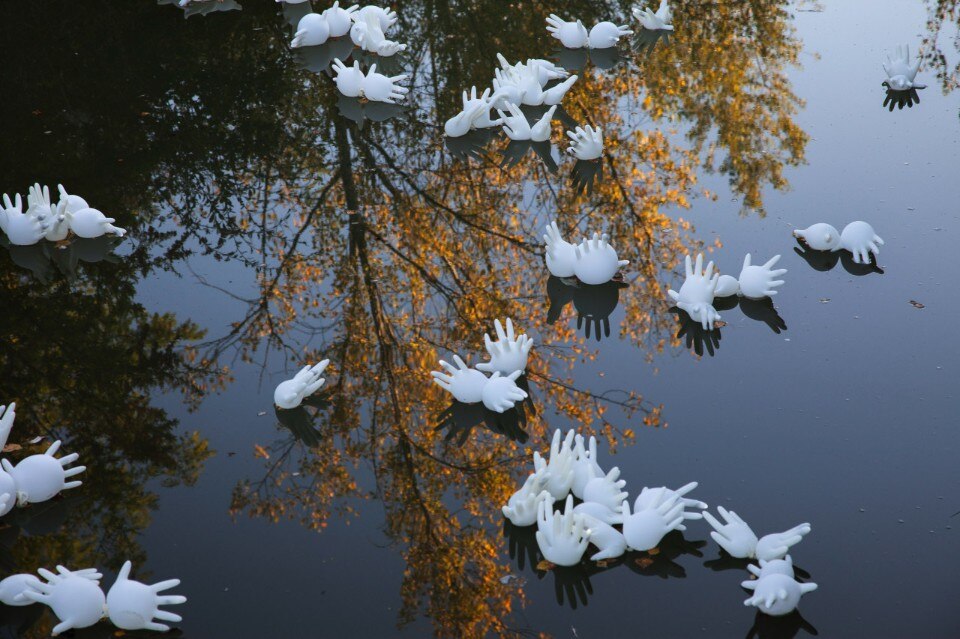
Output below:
[253,444,270,459]
[595,559,611,568]
[714,321,727,328]
[647,547,660,556]
[2,444,21,453]
[910,300,925,309]
[257,411,266,416]
[536,560,555,571]
[635,557,654,569]
[819,298,830,304]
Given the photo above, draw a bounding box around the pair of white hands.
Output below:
[545,16,634,49]
[543,221,629,285]
[332,59,409,103]
[290,4,404,54]
[741,555,818,616]
[0,562,185,635]
[431,318,534,412]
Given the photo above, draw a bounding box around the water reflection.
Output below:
[672,308,723,357]
[882,87,923,111]
[793,243,885,275]
[0,237,122,284]
[159,0,243,19]
[745,609,819,639]
[546,277,628,342]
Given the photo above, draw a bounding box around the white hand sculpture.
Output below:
[737,254,787,299]
[546,14,588,49]
[574,232,629,285]
[431,354,488,404]
[0,464,15,516]
[747,555,796,580]
[56,184,90,215]
[351,12,406,55]
[883,44,925,91]
[0,573,44,606]
[26,183,55,225]
[462,86,502,128]
[107,561,186,632]
[714,274,740,297]
[529,106,556,142]
[502,488,548,527]
[491,71,524,110]
[291,13,330,48]
[840,221,884,264]
[332,58,365,97]
[533,429,576,498]
[21,567,106,636]
[68,208,126,238]
[792,223,840,251]
[566,125,603,160]
[525,58,570,85]
[497,102,533,141]
[742,573,817,617]
[444,103,485,137]
[543,220,578,278]
[2,440,85,505]
[321,1,358,37]
[703,506,758,558]
[535,495,590,566]
[633,482,705,531]
[588,21,633,49]
[1,193,46,246]
[480,370,527,413]
[573,501,621,525]
[570,434,603,499]
[620,488,684,551]
[582,466,628,512]
[541,75,578,106]
[361,64,408,103]
[581,514,627,560]
[0,401,15,451]
[476,318,533,375]
[354,5,397,32]
[274,360,330,409]
[755,523,812,562]
[632,0,674,31]
[667,253,721,330]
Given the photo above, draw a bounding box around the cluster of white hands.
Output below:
[546,0,674,50]
[543,221,629,285]
[431,319,534,413]
[1,184,125,246]
[501,428,816,617]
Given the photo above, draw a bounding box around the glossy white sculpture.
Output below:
[620,487,684,551]
[742,572,818,617]
[0,466,16,517]
[321,1,357,37]
[0,574,43,606]
[27,184,64,242]
[573,501,621,525]
[748,555,796,580]
[350,11,406,56]
[793,221,884,264]
[570,434,603,499]
[582,467,628,512]
[535,495,590,566]
[431,354,487,404]
[521,58,569,86]
[792,223,839,251]
[291,13,330,48]
[68,208,126,239]
[566,125,603,160]
[476,318,533,376]
[588,22,633,49]
[353,5,397,32]
[703,506,811,560]
[738,254,787,299]
[492,56,573,107]
[714,274,739,297]
[502,469,548,526]
[574,232,629,285]
[444,87,502,136]
[498,103,555,142]
[546,14,588,49]
[274,360,329,409]
[883,44,926,91]
[543,221,578,278]
[107,561,186,632]
[3,440,85,505]
[542,76,578,106]
[581,514,627,560]
[57,184,90,216]
[480,370,527,413]
[533,429,576,499]
[633,0,674,31]
[332,59,365,97]
[634,482,705,531]
[22,567,105,636]
[1,193,46,246]
[361,64,408,103]
[0,401,15,451]
[668,253,721,330]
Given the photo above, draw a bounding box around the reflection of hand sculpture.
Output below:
[274,360,329,409]
[546,14,588,49]
[361,64,409,103]
[3,440,85,505]
[704,507,811,560]
[22,567,105,636]
[793,221,884,265]
[543,221,578,278]
[291,13,330,48]
[738,254,787,299]
[633,0,674,31]
[536,495,590,566]
[581,514,627,560]
[620,487,685,551]
[574,232,629,285]
[332,58,364,97]
[566,125,603,160]
[673,308,722,356]
[742,572,817,617]
[534,429,576,498]
[882,44,926,91]
[1,193,46,246]
[570,434,603,498]
[0,401,15,451]
[106,560,186,632]
[573,280,627,341]
[477,318,533,375]
[582,466,628,511]
[588,22,633,49]
[480,371,527,413]
[320,1,357,38]
[668,253,721,329]
[431,354,487,404]
[634,482,705,531]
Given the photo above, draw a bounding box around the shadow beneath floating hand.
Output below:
[739,297,788,334]
[793,242,884,276]
[745,609,819,639]
[434,378,533,446]
[671,307,722,357]
[571,158,604,195]
[882,86,922,111]
[546,277,627,341]
[589,46,623,71]
[623,530,706,579]
[446,128,497,162]
[275,398,330,448]
[337,96,404,128]
[294,38,356,74]
[634,28,672,56]
[500,139,558,173]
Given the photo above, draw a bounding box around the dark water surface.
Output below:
[1,0,959,637]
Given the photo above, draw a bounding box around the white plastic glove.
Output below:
[702,506,758,558]
[332,58,365,97]
[566,125,603,160]
[634,481,705,531]
[354,5,397,31]
[620,488,684,551]
[291,13,330,48]
[26,183,55,225]
[573,501,621,525]
[883,44,925,90]
[535,494,590,566]
[545,14,589,49]
[476,318,533,375]
[480,370,527,413]
[533,429,576,498]
[747,555,796,580]
[667,253,721,329]
[462,86,502,128]
[840,221,885,264]
[756,524,812,562]
[543,220,578,278]
[582,466,628,512]
[581,514,627,560]
[541,75,578,105]
[738,254,787,299]
[21,566,105,636]
[361,64,408,103]
[431,354,488,404]
[274,360,329,409]
[0,401,15,451]
[574,232,629,285]
[3,440,85,505]
[529,105,557,142]
[742,573,818,617]
[587,21,633,49]
[502,488,548,527]
[107,560,187,632]
[321,2,359,38]
[570,434,603,499]
[1,193,46,246]
[497,102,533,141]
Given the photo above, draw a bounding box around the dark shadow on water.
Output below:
[745,609,819,639]
[622,530,706,580]
[158,0,243,19]
[671,307,722,357]
[445,128,496,161]
[0,237,122,284]
[275,399,330,448]
[571,158,604,195]
[556,47,589,72]
[293,39,356,74]
[501,139,558,173]
[739,297,788,334]
[546,275,577,324]
[793,242,884,276]
[589,46,623,71]
[337,96,405,128]
[546,276,626,342]
[882,86,922,111]
[434,377,533,446]
[634,28,672,57]
[280,0,311,27]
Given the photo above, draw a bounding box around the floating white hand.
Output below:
[1,193,46,246]
[840,221,884,264]
[755,523,812,561]
[632,0,674,31]
[566,125,603,160]
[633,482,705,531]
[582,466,628,512]
[742,573,817,617]
[574,232,629,285]
[332,58,365,97]
[274,360,329,409]
[361,64,408,103]
[668,253,721,329]
[68,207,126,238]
[546,14,589,49]
[431,354,487,404]
[620,488,684,551]
[476,318,533,375]
[570,434,603,499]
[581,514,627,560]
[107,560,187,632]
[573,500,621,525]
[529,106,556,142]
[542,75,578,106]
[702,506,758,558]
[2,440,85,505]
[883,44,925,90]
[461,86,502,129]
[792,223,840,251]
[543,221,578,278]
[588,22,633,49]
[747,555,796,580]
[0,574,44,606]
[321,1,358,38]
[21,566,105,636]
[291,13,330,48]
[480,371,527,413]
[534,429,576,498]
[502,488,548,527]
[354,5,397,32]
[535,495,590,566]
[737,254,787,299]
[0,401,15,451]
[26,183,54,225]
[497,103,533,141]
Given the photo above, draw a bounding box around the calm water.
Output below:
[1,0,959,637]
